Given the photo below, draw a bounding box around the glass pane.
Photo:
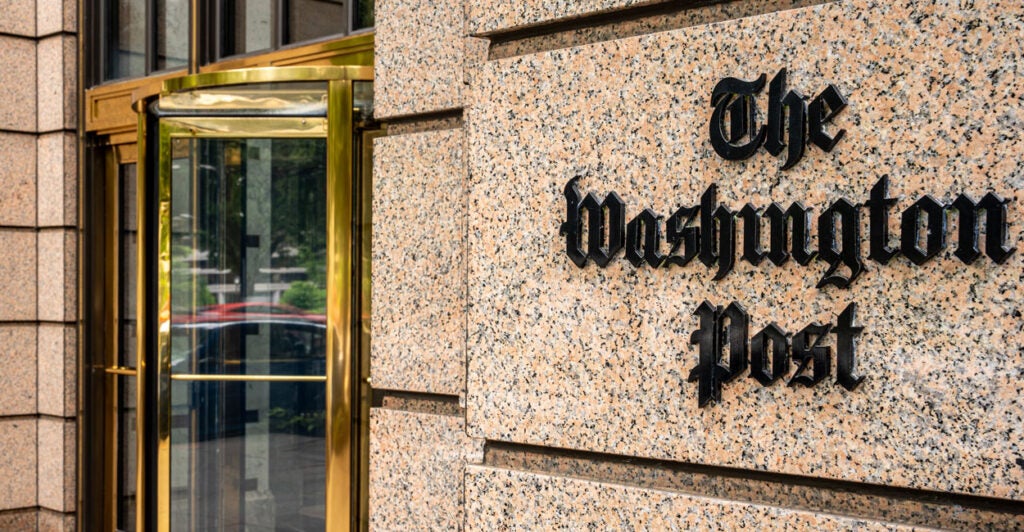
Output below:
[285,0,346,45]
[121,164,138,368]
[106,0,146,80]
[117,376,138,531]
[354,81,373,123]
[170,137,328,376]
[220,0,273,58]
[170,379,326,531]
[352,0,374,30]
[156,0,189,70]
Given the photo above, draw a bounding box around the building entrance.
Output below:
[84,66,376,532]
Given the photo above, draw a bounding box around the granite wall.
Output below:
[372,0,1024,528]
[0,0,79,529]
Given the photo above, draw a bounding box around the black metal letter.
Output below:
[559,177,587,267]
[687,302,727,407]
[687,302,749,407]
[665,205,700,267]
[808,84,848,152]
[867,176,900,264]
[625,208,667,268]
[764,68,788,158]
[951,192,1015,264]
[750,323,790,386]
[817,198,864,289]
[709,75,767,161]
[740,204,766,266]
[765,202,817,266]
[900,195,946,265]
[779,89,808,170]
[834,303,865,391]
[788,323,832,387]
[581,191,626,267]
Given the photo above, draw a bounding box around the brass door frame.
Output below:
[136,65,372,532]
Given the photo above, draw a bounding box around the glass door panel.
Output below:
[166,134,328,531]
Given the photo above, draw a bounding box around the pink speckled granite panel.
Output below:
[0,0,37,36]
[466,0,1024,500]
[37,229,76,322]
[375,0,465,118]
[369,408,483,531]
[0,132,37,227]
[465,466,924,530]
[0,326,36,416]
[0,509,37,530]
[37,132,77,228]
[0,36,36,132]
[0,230,37,321]
[372,130,466,396]
[0,418,36,510]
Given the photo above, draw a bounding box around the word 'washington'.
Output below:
[688,301,863,407]
[559,176,1015,289]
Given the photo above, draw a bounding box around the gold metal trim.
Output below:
[326,78,355,530]
[160,117,329,138]
[105,367,138,376]
[162,65,373,94]
[155,108,172,532]
[169,374,328,382]
[136,97,151,532]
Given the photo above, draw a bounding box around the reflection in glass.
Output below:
[170,380,326,531]
[219,0,273,58]
[156,0,189,70]
[285,0,346,45]
[121,164,138,368]
[117,376,138,530]
[106,0,146,80]
[170,137,327,375]
[168,136,327,530]
[352,0,374,30]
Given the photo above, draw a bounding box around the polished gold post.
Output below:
[104,146,121,532]
[155,115,174,532]
[326,77,355,531]
[189,0,200,74]
[135,101,149,532]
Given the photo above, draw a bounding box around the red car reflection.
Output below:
[177,302,327,324]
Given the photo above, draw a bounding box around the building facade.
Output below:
[1,0,1023,529]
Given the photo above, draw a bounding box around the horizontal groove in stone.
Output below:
[373,388,462,417]
[484,441,1024,529]
[487,0,831,60]
[384,110,463,136]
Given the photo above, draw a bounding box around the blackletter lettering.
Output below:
[625,209,667,268]
[687,302,749,407]
[665,205,700,267]
[559,177,587,267]
[749,323,790,386]
[765,202,817,266]
[867,176,900,264]
[688,302,729,407]
[740,204,766,265]
[808,84,848,151]
[817,198,864,289]
[952,192,1015,264]
[788,323,832,387]
[901,195,946,265]
[834,303,865,391]
[709,75,767,161]
[779,89,808,170]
